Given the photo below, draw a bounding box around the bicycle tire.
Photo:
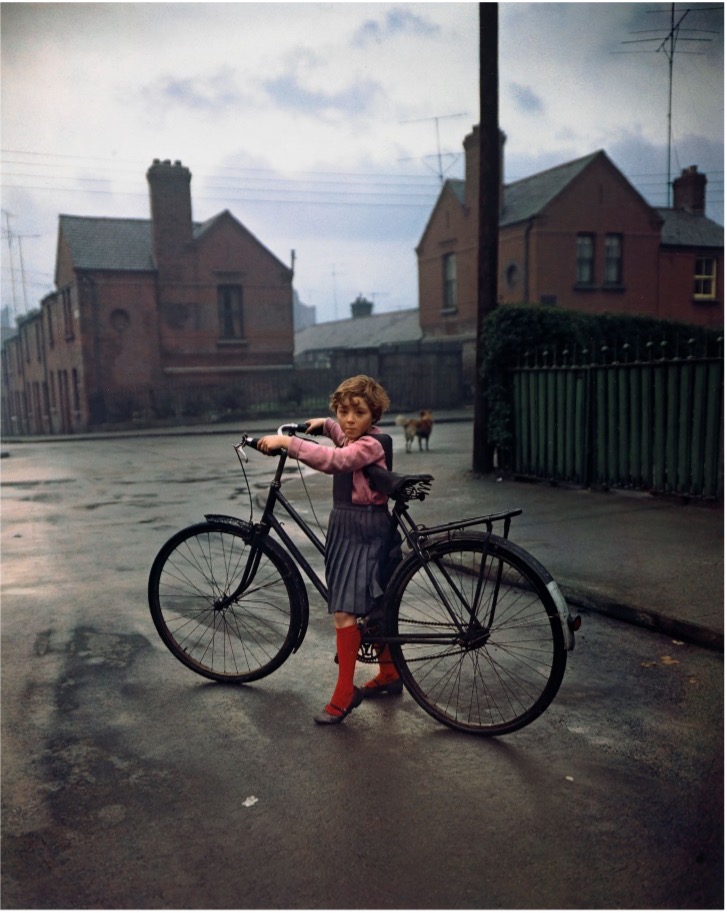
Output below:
[148,520,305,683]
[386,533,567,736]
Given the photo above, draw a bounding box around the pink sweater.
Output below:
[286,418,388,506]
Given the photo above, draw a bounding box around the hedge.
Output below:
[478,304,723,454]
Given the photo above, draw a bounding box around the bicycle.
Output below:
[148,423,581,736]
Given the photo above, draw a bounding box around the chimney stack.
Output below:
[463,125,506,215]
[146,159,193,274]
[350,295,373,318]
[673,166,706,216]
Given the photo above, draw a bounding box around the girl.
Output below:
[257,375,401,725]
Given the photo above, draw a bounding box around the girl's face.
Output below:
[336,396,374,442]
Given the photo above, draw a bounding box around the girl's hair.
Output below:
[329,375,390,423]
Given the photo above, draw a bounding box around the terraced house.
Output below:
[417,126,724,373]
[2,159,294,435]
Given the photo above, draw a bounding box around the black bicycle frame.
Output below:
[242,444,523,645]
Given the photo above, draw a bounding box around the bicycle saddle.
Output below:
[365,464,433,502]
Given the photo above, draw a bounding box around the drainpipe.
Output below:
[523,218,534,303]
[84,275,106,425]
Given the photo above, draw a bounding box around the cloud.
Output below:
[141,67,246,113]
[352,6,440,47]
[262,71,383,116]
[509,83,545,115]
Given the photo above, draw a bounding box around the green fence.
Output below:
[511,345,724,498]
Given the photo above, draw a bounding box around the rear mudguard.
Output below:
[204,513,310,652]
[386,531,577,652]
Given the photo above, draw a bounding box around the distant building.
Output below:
[0,306,17,348]
[417,126,724,360]
[294,298,464,408]
[2,159,295,435]
[295,302,422,368]
[293,290,316,331]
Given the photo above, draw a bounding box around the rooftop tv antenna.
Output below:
[616,3,720,205]
[2,210,18,318]
[401,113,469,185]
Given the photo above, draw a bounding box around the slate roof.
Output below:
[655,208,724,249]
[59,215,155,271]
[58,213,234,272]
[295,308,422,355]
[499,151,603,227]
[58,210,291,274]
[441,152,603,230]
[439,151,724,253]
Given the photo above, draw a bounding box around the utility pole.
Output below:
[472,2,499,475]
[331,265,338,320]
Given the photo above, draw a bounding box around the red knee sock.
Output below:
[327,625,361,716]
[376,645,400,683]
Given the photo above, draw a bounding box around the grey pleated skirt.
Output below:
[325,504,390,615]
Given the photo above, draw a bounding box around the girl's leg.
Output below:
[361,644,403,695]
[314,612,362,724]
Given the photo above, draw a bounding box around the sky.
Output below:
[1,1,723,326]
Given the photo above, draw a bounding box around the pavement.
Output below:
[3,409,723,651]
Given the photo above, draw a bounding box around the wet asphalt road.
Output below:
[1,426,723,908]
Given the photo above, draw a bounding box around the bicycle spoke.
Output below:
[391,536,566,735]
[149,522,301,683]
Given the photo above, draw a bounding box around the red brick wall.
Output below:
[158,214,293,375]
[658,247,724,328]
[417,184,477,336]
[535,162,660,315]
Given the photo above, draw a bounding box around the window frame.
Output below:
[442,253,457,313]
[694,256,717,301]
[575,233,596,286]
[62,287,74,340]
[217,284,244,340]
[603,233,623,286]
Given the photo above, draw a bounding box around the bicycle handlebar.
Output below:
[238,421,317,456]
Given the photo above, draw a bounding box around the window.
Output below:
[218,285,244,339]
[442,254,457,311]
[46,302,54,348]
[576,234,595,285]
[71,369,81,412]
[62,288,74,339]
[694,257,717,300]
[604,234,623,285]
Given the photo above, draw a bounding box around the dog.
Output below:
[396,410,434,453]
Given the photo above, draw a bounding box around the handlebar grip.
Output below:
[245,436,286,456]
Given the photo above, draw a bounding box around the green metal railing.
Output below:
[511,342,724,498]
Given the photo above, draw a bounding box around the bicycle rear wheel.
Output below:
[148,520,304,683]
[387,533,567,735]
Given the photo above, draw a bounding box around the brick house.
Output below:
[1,159,294,434]
[417,126,724,357]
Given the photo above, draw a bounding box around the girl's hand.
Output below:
[257,434,290,455]
[304,417,327,435]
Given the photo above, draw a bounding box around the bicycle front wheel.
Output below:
[148,520,305,683]
[387,534,567,736]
